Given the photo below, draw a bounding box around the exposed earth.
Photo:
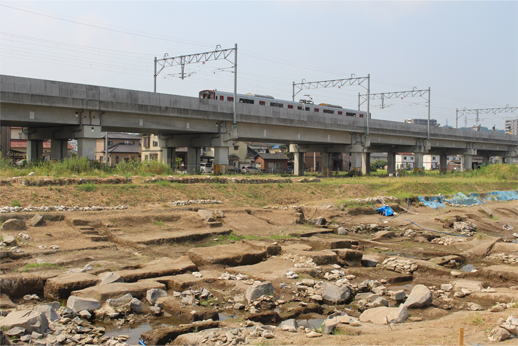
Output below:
[0,177,517,345]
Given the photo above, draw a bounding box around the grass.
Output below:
[10,199,21,207]
[332,328,352,335]
[466,313,485,325]
[18,262,63,272]
[77,183,97,192]
[152,221,164,226]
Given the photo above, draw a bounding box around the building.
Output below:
[404,119,438,127]
[2,127,74,161]
[96,133,141,166]
[254,152,289,172]
[505,119,518,135]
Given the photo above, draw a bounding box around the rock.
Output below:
[234,303,245,310]
[66,296,101,312]
[359,305,408,324]
[140,320,220,346]
[1,219,25,230]
[322,284,351,304]
[0,309,48,334]
[29,214,46,227]
[440,284,453,291]
[245,281,274,303]
[197,209,216,222]
[369,297,389,307]
[311,217,326,226]
[479,207,493,217]
[79,310,91,319]
[20,334,31,342]
[334,249,363,266]
[467,302,483,311]
[98,272,124,285]
[44,273,101,299]
[72,280,166,302]
[404,284,433,309]
[488,327,511,342]
[146,288,168,305]
[462,237,501,258]
[453,221,477,236]
[2,235,16,246]
[306,331,322,338]
[130,298,143,313]
[490,305,505,313]
[0,330,11,345]
[323,317,341,334]
[5,326,25,336]
[388,290,406,301]
[372,231,396,241]
[107,293,133,307]
[279,319,298,331]
[0,294,16,309]
[247,311,281,324]
[337,226,348,235]
[149,306,162,315]
[214,210,225,218]
[33,303,59,323]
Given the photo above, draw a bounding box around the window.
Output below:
[233,146,239,151]
[259,101,265,105]
[143,137,149,147]
[153,141,158,147]
[108,141,113,146]
[288,105,293,109]
[432,156,436,161]
[124,140,129,145]
[346,112,356,117]
[239,98,254,104]
[270,102,283,108]
[124,158,129,163]
[403,156,407,160]
[220,96,224,101]
[338,111,343,115]
[115,156,119,164]
[359,114,364,118]
[100,156,103,162]
[323,109,334,114]
[227,97,234,102]
[314,108,319,112]
[297,105,303,110]
[305,107,310,111]
[411,157,414,161]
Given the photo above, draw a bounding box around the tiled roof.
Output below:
[10,139,73,149]
[255,152,289,160]
[108,143,141,154]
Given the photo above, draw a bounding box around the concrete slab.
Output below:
[71,280,166,301]
[115,256,197,283]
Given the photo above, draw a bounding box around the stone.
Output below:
[337,226,348,235]
[322,317,341,334]
[0,294,16,309]
[488,327,511,342]
[440,284,453,291]
[98,272,124,285]
[245,281,274,303]
[0,330,11,345]
[71,280,165,302]
[2,235,16,246]
[67,296,101,312]
[359,305,408,324]
[369,297,389,307]
[388,290,406,301]
[79,310,91,319]
[1,219,25,230]
[146,288,168,305]
[372,230,396,241]
[311,217,326,226]
[44,273,101,299]
[404,284,433,308]
[0,309,48,334]
[130,298,143,313]
[214,210,225,218]
[322,284,351,304]
[29,214,46,227]
[149,306,162,315]
[334,249,363,266]
[33,303,59,323]
[306,331,322,338]
[20,334,31,342]
[490,305,505,313]
[197,209,216,222]
[5,326,25,336]
[107,293,133,307]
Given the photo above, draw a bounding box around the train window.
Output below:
[359,114,364,118]
[288,105,293,109]
[270,102,283,108]
[323,109,334,114]
[305,107,310,111]
[338,111,343,115]
[346,112,356,117]
[239,98,254,104]
[220,96,224,101]
[314,108,319,112]
[259,101,265,105]
[227,97,234,102]
[297,105,303,110]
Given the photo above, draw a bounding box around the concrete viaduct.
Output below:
[0,75,517,175]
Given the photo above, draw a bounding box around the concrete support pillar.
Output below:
[162,147,176,170]
[414,153,424,172]
[387,152,396,175]
[439,154,448,174]
[350,152,362,172]
[321,152,331,177]
[0,126,10,158]
[76,138,96,161]
[293,152,305,176]
[361,152,370,175]
[187,147,201,174]
[482,156,490,166]
[463,155,473,171]
[504,156,515,164]
[213,146,229,174]
[26,140,44,162]
[50,139,68,160]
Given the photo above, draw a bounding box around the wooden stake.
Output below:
[459,327,464,345]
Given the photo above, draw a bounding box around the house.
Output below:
[254,152,289,172]
[95,133,141,166]
[3,127,74,161]
[140,134,187,168]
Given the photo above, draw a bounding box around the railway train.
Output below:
[199,90,369,118]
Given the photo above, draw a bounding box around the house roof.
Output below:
[10,139,73,149]
[108,143,141,154]
[255,152,289,160]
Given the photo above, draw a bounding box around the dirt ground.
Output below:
[1,180,517,345]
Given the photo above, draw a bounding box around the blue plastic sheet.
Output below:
[418,190,518,209]
[377,206,394,216]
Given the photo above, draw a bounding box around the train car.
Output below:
[199,90,369,118]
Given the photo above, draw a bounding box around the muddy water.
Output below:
[103,316,185,345]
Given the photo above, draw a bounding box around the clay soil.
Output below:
[1,177,517,345]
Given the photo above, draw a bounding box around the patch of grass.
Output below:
[10,199,21,207]
[77,183,97,192]
[466,313,485,325]
[332,328,352,335]
[19,262,63,272]
[153,221,164,226]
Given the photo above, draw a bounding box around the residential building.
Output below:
[140,134,187,168]
[254,152,289,172]
[3,127,73,161]
[505,119,518,135]
[96,133,141,166]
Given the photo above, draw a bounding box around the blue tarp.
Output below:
[418,190,518,209]
[377,206,394,216]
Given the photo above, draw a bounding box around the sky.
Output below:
[0,0,517,130]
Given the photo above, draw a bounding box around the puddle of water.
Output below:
[461,264,476,272]
[104,322,151,345]
[218,313,235,321]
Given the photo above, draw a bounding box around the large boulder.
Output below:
[33,303,60,323]
[359,305,408,324]
[197,210,215,222]
[1,219,25,230]
[146,288,168,305]
[322,284,351,304]
[0,309,48,334]
[28,214,46,227]
[245,281,274,303]
[98,272,124,285]
[66,296,101,312]
[403,284,433,308]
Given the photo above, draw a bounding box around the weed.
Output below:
[78,183,97,192]
[153,221,164,226]
[19,263,63,272]
[10,199,21,207]
[332,328,352,335]
[466,313,485,325]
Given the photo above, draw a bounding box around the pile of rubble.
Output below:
[453,221,477,236]
[0,205,127,214]
[382,257,418,274]
[488,315,518,342]
[486,253,518,265]
[431,236,469,246]
[280,253,319,268]
[168,199,223,206]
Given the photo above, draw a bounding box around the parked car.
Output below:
[241,166,261,174]
[200,162,213,173]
